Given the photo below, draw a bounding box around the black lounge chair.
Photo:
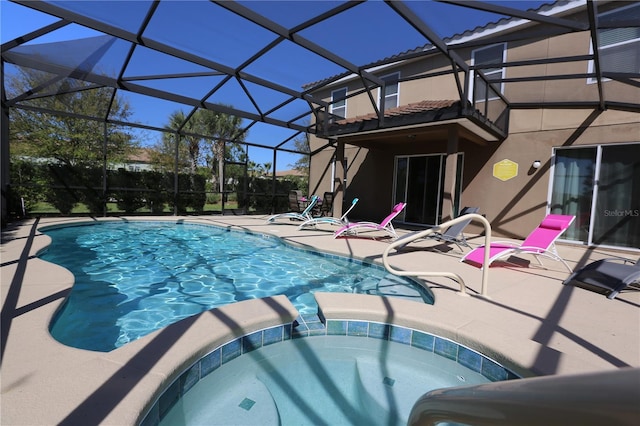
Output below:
[396,206,479,252]
[288,190,303,213]
[563,256,640,299]
[318,191,334,217]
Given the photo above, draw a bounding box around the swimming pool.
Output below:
[41,221,432,352]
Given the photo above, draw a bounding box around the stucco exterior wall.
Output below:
[308,3,640,240]
[311,109,639,239]
[448,109,639,238]
[312,54,457,121]
[396,57,460,104]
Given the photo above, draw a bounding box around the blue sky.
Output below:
[1,0,548,169]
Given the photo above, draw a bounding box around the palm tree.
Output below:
[248,161,272,177]
[161,108,245,193]
[199,109,245,192]
[164,110,201,180]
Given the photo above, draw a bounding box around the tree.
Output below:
[289,132,310,175]
[163,111,203,175]
[288,133,311,176]
[247,161,272,177]
[158,108,246,192]
[8,69,136,167]
[7,68,138,214]
[200,109,246,192]
[149,135,188,173]
[160,111,203,185]
[156,108,247,208]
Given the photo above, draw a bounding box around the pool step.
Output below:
[257,358,378,425]
[356,274,431,303]
[159,374,279,425]
[355,358,456,425]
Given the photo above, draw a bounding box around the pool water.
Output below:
[42,221,432,352]
[158,335,489,426]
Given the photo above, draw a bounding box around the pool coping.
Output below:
[2,216,639,425]
[313,292,568,379]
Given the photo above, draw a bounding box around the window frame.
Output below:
[377,72,400,111]
[470,43,506,103]
[587,3,640,84]
[330,87,347,119]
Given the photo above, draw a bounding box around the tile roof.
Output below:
[303,1,574,90]
[333,100,459,126]
[325,99,507,141]
[324,99,482,138]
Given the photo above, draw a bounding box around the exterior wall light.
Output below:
[532,160,542,169]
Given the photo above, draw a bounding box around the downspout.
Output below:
[174,133,180,216]
[586,0,606,111]
[333,140,345,217]
[271,148,277,215]
[1,60,10,223]
[102,121,108,217]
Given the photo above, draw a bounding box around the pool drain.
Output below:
[239,398,256,411]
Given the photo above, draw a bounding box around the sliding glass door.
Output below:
[593,145,640,247]
[550,148,596,242]
[550,144,640,249]
[394,154,460,226]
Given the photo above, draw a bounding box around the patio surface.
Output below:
[1,215,639,425]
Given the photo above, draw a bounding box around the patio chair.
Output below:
[395,206,479,252]
[288,190,303,212]
[299,197,359,229]
[461,214,576,271]
[334,202,406,240]
[267,195,319,223]
[318,191,334,216]
[563,256,640,299]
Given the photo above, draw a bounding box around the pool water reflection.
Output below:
[41,221,432,351]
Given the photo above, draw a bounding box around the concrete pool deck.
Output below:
[1,215,639,425]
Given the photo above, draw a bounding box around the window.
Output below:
[589,3,640,83]
[549,143,640,249]
[379,72,400,111]
[330,87,347,119]
[471,43,506,102]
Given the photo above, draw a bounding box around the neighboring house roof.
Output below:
[274,169,305,177]
[126,148,153,163]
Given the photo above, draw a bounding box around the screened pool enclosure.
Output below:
[2,0,639,223]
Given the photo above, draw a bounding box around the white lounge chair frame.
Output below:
[299,198,359,229]
[266,195,319,223]
[334,202,406,240]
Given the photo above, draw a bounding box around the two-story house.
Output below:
[307,0,639,250]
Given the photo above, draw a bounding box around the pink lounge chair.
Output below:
[461,214,576,271]
[334,202,406,240]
